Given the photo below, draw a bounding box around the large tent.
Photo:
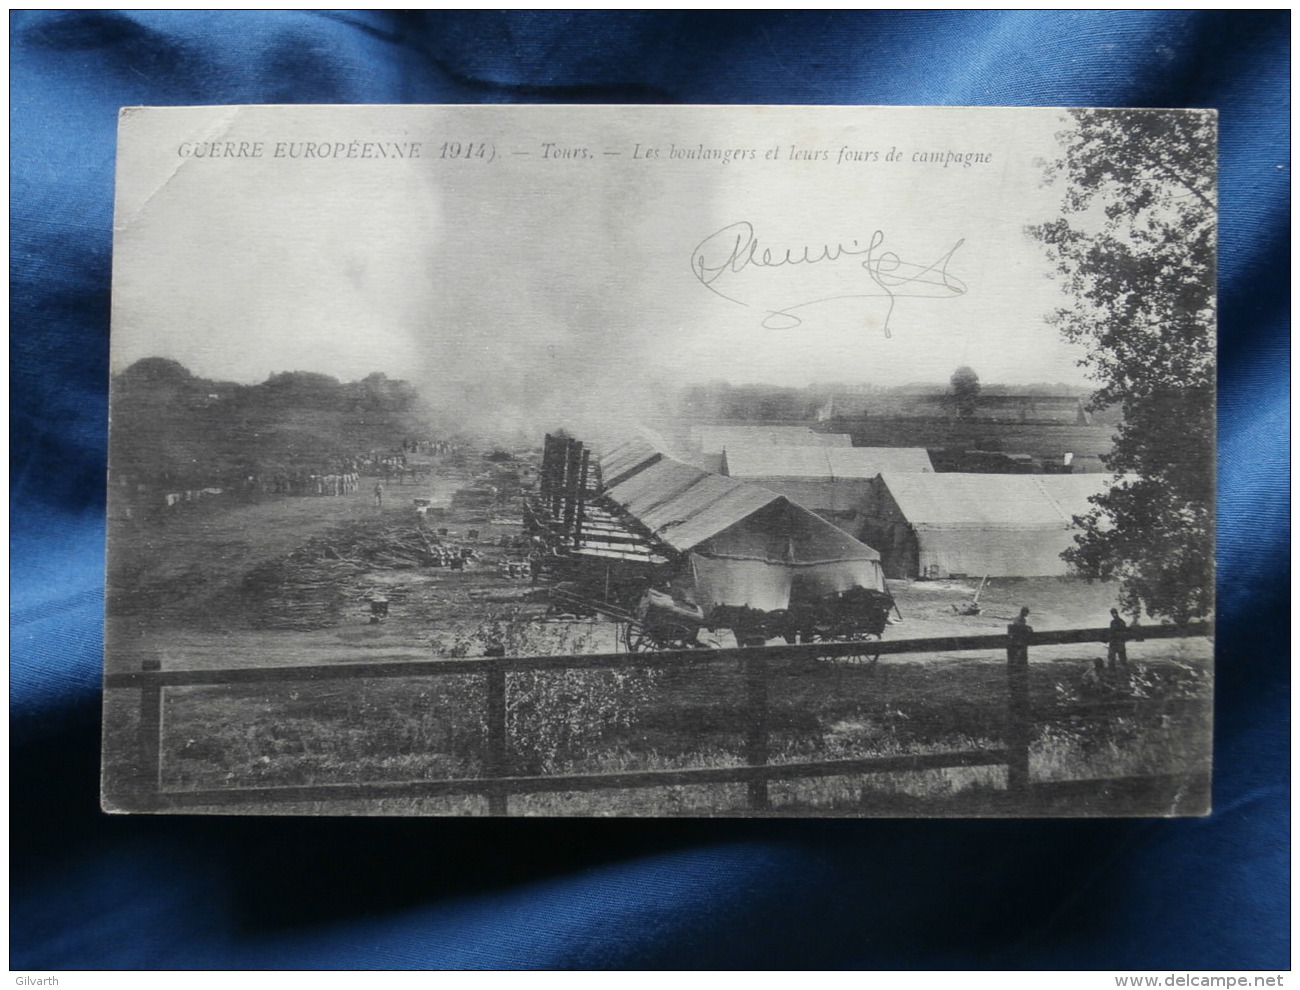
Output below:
[603,459,884,612]
[721,445,934,517]
[855,472,1120,579]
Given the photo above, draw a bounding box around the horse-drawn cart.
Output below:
[546,583,706,652]
[708,587,895,662]
[622,589,706,652]
[547,580,893,660]
[799,586,895,664]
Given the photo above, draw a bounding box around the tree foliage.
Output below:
[1030,109,1216,623]
[948,365,981,420]
[110,359,431,491]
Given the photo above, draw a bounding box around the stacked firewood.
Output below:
[240,522,482,629]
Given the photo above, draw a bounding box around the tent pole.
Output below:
[882,576,903,621]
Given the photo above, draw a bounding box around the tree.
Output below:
[253,371,343,416]
[949,366,980,420]
[116,356,193,387]
[1029,109,1215,623]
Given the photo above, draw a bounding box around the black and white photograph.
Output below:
[102,104,1215,817]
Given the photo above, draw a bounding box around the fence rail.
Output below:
[104,622,1211,815]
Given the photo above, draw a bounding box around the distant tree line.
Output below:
[674,377,1119,425]
[110,358,432,494]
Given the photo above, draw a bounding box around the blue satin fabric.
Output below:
[11,10,1288,970]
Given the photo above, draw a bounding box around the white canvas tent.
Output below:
[855,472,1121,579]
[602,458,884,612]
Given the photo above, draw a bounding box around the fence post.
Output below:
[485,667,509,816]
[1005,631,1031,794]
[744,653,770,812]
[138,657,164,807]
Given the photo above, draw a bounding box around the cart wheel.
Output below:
[626,626,651,653]
[837,631,878,662]
[864,632,883,667]
[846,632,883,668]
[819,631,882,667]
[812,630,846,664]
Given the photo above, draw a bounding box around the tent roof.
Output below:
[678,451,725,474]
[596,426,687,489]
[604,457,880,562]
[819,433,854,447]
[651,477,781,552]
[1035,472,1123,507]
[600,438,662,486]
[604,460,715,521]
[692,425,851,453]
[725,445,933,479]
[829,447,933,477]
[875,473,1116,531]
[604,461,779,551]
[724,445,832,477]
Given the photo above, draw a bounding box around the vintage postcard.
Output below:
[103,105,1215,817]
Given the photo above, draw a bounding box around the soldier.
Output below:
[373,482,384,508]
[1010,606,1031,632]
[1007,606,1032,664]
[1107,608,1129,670]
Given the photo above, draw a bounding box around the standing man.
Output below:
[1107,608,1129,670]
[373,482,384,509]
[1005,606,1033,791]
[1008,606,1032,654]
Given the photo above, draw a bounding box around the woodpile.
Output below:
[240,520,481,629]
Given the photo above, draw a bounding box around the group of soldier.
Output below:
[356,451,408,476]
[150,437,469,509]
[252,469,361,496]
[1009,606,1133,671]
[397,438,460,456]
[247,441,461,497]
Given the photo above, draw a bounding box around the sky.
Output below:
[112,105,1091,429]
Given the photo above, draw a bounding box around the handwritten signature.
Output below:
[690,221,967,335]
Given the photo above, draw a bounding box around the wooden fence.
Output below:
[103,622,1211,815]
